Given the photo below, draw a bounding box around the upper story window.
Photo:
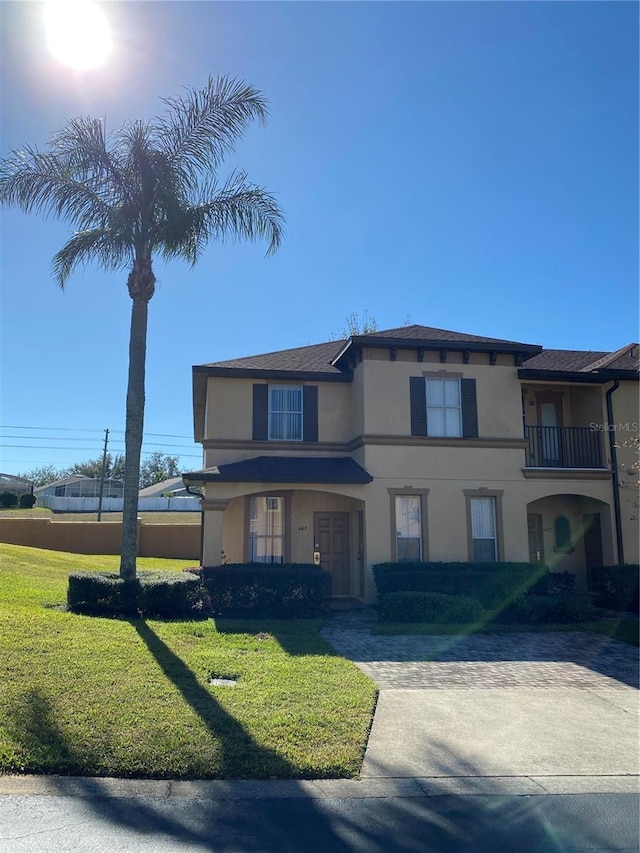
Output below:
[410,376,478,439]
[426,378,462,437]
[269,385,303,441]
[253,384,318,443]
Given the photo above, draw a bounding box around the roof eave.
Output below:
[192,365,352,382]
[518,368,639,383]
[332,336,542,367]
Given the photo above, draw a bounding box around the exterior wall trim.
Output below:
[350,435,529,450]
[204,439,350,452]
[522,468,612,480]
[204,435,530,453]
[201,499,229,511]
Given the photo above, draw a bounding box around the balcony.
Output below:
[524,425,605,469]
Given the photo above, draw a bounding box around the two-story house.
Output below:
[184,325,639,603]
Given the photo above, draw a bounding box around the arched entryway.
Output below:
[526,493,613,590]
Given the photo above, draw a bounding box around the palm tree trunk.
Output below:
[120,295,148,580]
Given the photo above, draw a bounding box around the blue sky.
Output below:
[1,1,638,476]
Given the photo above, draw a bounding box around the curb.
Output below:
[1,774,638,800]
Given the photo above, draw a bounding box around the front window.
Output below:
[395,495,422,561]
[269,385,303,441]
[248,496,285,563]
[470,496,497,562]
[426,378,462,437]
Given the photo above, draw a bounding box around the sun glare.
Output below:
[44,1,112,70]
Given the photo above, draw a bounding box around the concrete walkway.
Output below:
[320,609,640,786]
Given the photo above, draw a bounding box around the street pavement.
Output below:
[1,608,638,851]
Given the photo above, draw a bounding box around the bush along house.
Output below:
[183,325,639,604]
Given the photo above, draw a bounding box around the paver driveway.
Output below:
[321,608,640,780]
[321,608,639,690]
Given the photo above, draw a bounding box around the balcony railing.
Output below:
[524,425,605,469]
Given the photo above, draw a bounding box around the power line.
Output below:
[0,425,195,440]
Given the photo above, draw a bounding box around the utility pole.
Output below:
[97,428,109,522]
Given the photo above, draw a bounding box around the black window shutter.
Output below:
[252,384,269,440]
[461,378,479,438]
[303,385,318,442]
[410,377,427,436]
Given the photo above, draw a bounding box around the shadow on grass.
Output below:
[129,619,297,779]
[213,615,344,658]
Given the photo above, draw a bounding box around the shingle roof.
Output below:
[183,456,372,485]
[522,343,639,375]
[202,340,346,375]
[360,324,535,346]
[199,326,540,375]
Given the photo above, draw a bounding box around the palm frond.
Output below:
[156,76,270,190]
[52,228,133,288]
[0,147,114,228]
[156,170,284,264]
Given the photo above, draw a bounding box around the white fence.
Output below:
[37,495,201,513]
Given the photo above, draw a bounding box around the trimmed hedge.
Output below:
[373,562,549,608]
[587,564,639,615]
[18,493,37,509]
[379,592,485,624]
[0,491,18,508]
[201,563,332,618]
[67,570,205,618]
[497,593,597,624]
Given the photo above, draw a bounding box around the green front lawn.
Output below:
[0,544,376,779]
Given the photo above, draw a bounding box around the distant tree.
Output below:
[329,311,379,340]
[66,453,125,481]
[139,452,181,489]
[18,465,62,487]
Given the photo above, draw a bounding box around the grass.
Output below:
[374,618,639,645]
[0,543,376,780]
[0,509,201,524]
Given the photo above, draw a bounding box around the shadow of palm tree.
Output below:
[129,618,297,778]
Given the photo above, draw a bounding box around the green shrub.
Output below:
[67,570,205,618]
[0,491,18,509]
[587,564,639,615]
[201,563,331,618]
[529,571,575,596]
[498,594,597,624]
[374,562,548,608]
[379,591,485,623]
[18,493,37,509]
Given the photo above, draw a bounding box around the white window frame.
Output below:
[248,495,285,564]
[395,495,423,562]
[469,496,497,562]
[268,385,303,441]
[426,377,462,437]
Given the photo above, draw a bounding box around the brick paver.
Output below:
[321,608,639,690]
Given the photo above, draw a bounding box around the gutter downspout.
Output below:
[605,380,624,565]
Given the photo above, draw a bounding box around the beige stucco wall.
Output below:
[0,519,200,560]
[610,379,639,564]
[204,376,354,447]
[358,358,524,439]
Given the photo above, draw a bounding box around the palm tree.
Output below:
[0,77,284,580]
